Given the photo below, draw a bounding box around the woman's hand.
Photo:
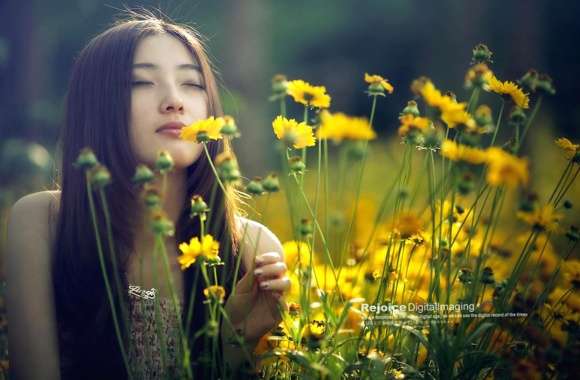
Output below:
[222,251,290,346]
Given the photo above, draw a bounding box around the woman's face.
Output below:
[129,33,207,168]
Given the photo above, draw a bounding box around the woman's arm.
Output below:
[5,192,61,380]
[221,217,287,375]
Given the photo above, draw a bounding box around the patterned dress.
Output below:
[127,284,185,379]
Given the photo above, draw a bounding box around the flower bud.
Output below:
[246,177,264,196]
[471,43,493,64]
[458,268,472,284]
[299,218,313,238]
[481,266,495,285]
[509,107,526,125]
[518,69,539,92]
[269,74,289,101]
[150,209,175,236]
[474,105,493,130]
[288,156,305,174]
[215,152,241,183]
[143,186,161,209]
[220,116,240,138]
[262,173,280,193]
[190,195,209,218]
[132,164,155,185]
[155,150,174,173]
[565,225,579,242]
[536,73,556,96]
[346,141,366,161]
[400,100,420,117]
[74,147,98,169]
[88,164,111,189]
[457,173,475,196]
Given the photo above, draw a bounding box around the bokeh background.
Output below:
[0,0,579,376]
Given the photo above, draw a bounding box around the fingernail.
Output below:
[260,281,270,290]
[254,269,263,277]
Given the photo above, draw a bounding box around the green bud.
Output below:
[536,73,556,96]
[299,218,313,237]
[270,74,289,100]
[155,151,174,173]
[367,83,386,97]
[190,195,209,217]
[150,211,175,236]
[219,116,240,138]
[74,147,98,169]
[346,141,366,161]
[458,268,473,284]
[132,164,155,184]
[400,100,420,117]
[246,177,264,196]
[509,107,526,125]
[288,156,305,174]
[566,225,579,242]
[262,173,280,193]
[144,188,161,209]
[481,266,495,285]
[472,43,493,64]
[89,164,111,189]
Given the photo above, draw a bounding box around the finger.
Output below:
[258,276,291,292]
[254,262,287,280]
[255,251,282,267]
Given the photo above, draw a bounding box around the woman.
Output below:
[4,12,290,380]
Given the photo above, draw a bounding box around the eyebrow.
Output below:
[132,63,202,72]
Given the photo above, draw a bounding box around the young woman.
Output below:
[4,12,290,380]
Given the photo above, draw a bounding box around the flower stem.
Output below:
[86,173,133,379]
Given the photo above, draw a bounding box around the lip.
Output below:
[156,121,186,138]
[156,121,186,133]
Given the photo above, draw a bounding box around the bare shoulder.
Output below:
[5,191,62,378]
[7,190,61,247]
[234,215,284,268]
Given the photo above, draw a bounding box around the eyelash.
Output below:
[131,81,205,89]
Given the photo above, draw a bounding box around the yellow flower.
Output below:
[517,205,563,233]
[555,137,579,160]
[283,240,316,269]
[180,116,224,142]
[272,116,316,149]
[562,260,580,290]
[286,79,331,109]
[393,212,423,239]
[177,234,220,269]
[484,72,530,109]
[364,73,394,94]
[317,111,376,142]
[398,114,431,137]
[203,285,226,303]
[440,140,487,165]
[485,147,529,188]
[420,81,475,128]
[301,320,326,341]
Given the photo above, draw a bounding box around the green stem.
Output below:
[86,174,133,379]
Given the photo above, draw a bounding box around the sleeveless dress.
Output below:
[127,284,186,379]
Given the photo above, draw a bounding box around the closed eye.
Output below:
[183,82,205,89]
[131,80,154,86]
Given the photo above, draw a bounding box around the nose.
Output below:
[160,89,184,114]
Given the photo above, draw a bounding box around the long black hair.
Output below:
[52,11,243,379]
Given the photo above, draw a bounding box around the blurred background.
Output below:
[0,0,579,374]
[1,0,579,196]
